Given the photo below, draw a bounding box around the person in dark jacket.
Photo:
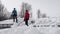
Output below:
[24,10,30,26]
[12,8,17,23]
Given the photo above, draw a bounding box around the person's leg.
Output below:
[25,20,27,25]
[26,20,28,26]
[13,19,15,22]
[25,20,27,26]
[13,16,15,22]
[16,16,18,23]
[25,19,28,26]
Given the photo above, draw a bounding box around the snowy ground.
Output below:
[0,17,60,34]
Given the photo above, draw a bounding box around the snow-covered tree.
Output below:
[37,9,40,18]
[0,0,11,21]
[20,2,32,18]
[3,8,11,18]
[0,1,4,17]
[42,13,46,18]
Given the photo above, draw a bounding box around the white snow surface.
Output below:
[0,17,60,34]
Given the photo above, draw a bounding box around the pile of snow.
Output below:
[33,18,58,26]
[0,19,13,24]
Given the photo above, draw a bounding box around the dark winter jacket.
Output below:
[12,9,17,16]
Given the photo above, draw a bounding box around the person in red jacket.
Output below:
[24,10,30,26]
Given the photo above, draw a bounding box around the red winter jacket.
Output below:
[24,12,30,19]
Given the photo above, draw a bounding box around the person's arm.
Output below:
[28,13,30,20]
[15,10,17,15]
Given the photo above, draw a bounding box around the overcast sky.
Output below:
[1,0,60,18]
